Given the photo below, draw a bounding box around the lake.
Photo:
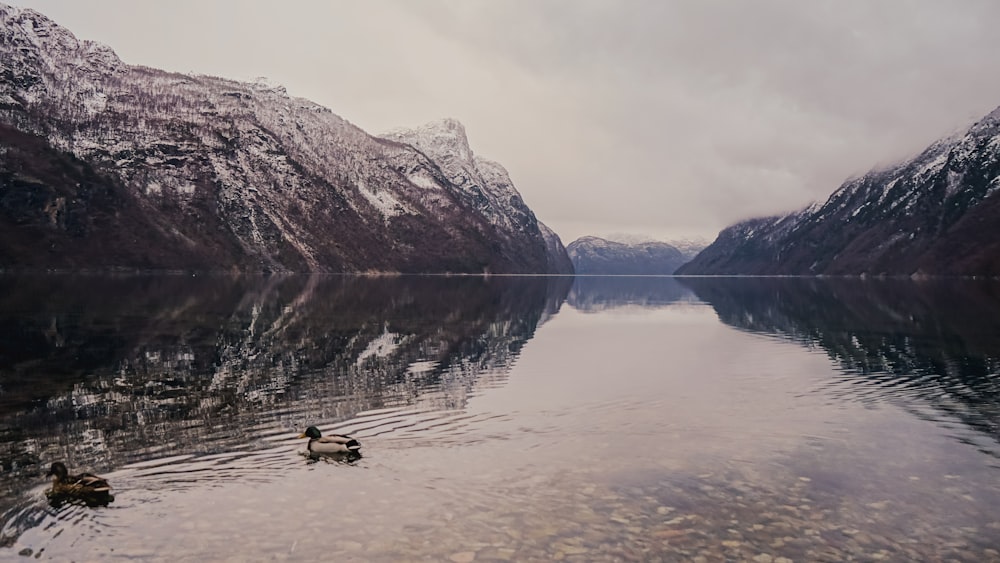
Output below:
[1,274,998,561]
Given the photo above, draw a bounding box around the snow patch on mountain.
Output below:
[405,169,444,191]
[355,177,413,221]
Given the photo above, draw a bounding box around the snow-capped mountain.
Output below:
[678,104,1000,276]
[601,233,708,261]
[0,4,572,273]
[567,236,687,275]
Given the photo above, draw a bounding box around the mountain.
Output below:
[0,4,572,274]
[677,105,1000,277]
[566,236,687,275]
[603,233,708,261]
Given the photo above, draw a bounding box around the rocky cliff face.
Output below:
[0,4,572,273]
[678,105,1000,277]
[567,236,687,275]
[381,119,572,274]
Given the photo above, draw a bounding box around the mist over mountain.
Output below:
[678,105,1000,277]
[0,4,572,274]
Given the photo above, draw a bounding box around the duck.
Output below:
[298,426,361,455]
[45,462,114,505]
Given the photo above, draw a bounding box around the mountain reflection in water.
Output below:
[567,276,694,311]
[0,275,571,516]
[679,277,1000,450]
[1,274,999,561]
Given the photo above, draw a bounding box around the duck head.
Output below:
[298,426,322,440]
[46,462,68,481]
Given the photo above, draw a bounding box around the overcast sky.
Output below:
[10,0,1000,243]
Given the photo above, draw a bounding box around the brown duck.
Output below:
[46,462,113,501]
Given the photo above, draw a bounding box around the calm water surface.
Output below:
[1,275,999,561]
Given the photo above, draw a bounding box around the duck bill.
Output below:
[297,433,308,439]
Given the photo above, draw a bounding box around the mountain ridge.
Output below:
[678,103,1000,277]
[0,3,573,274]
[567,236,689,275]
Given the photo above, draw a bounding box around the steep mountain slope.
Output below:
[381,119,571,274]
[0,4,572,273]
[567,236,687,275]
[678,105,1000,277]
[0,122,234,270]
[538,222,576,275]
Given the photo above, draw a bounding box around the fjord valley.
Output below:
[0,4,571,274]
[3,2,1000,562]
[567,97,1000,279]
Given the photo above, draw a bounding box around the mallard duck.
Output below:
[45,462,114,505]
[298,426,361,454]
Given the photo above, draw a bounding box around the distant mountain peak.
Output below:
[382,118,473,163]
[0,3,122,73]
[567,236,689,275]
[248,76,287,95]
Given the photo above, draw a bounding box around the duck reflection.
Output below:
[303,450,363,466]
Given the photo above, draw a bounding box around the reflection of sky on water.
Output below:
[1,275,999,560]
